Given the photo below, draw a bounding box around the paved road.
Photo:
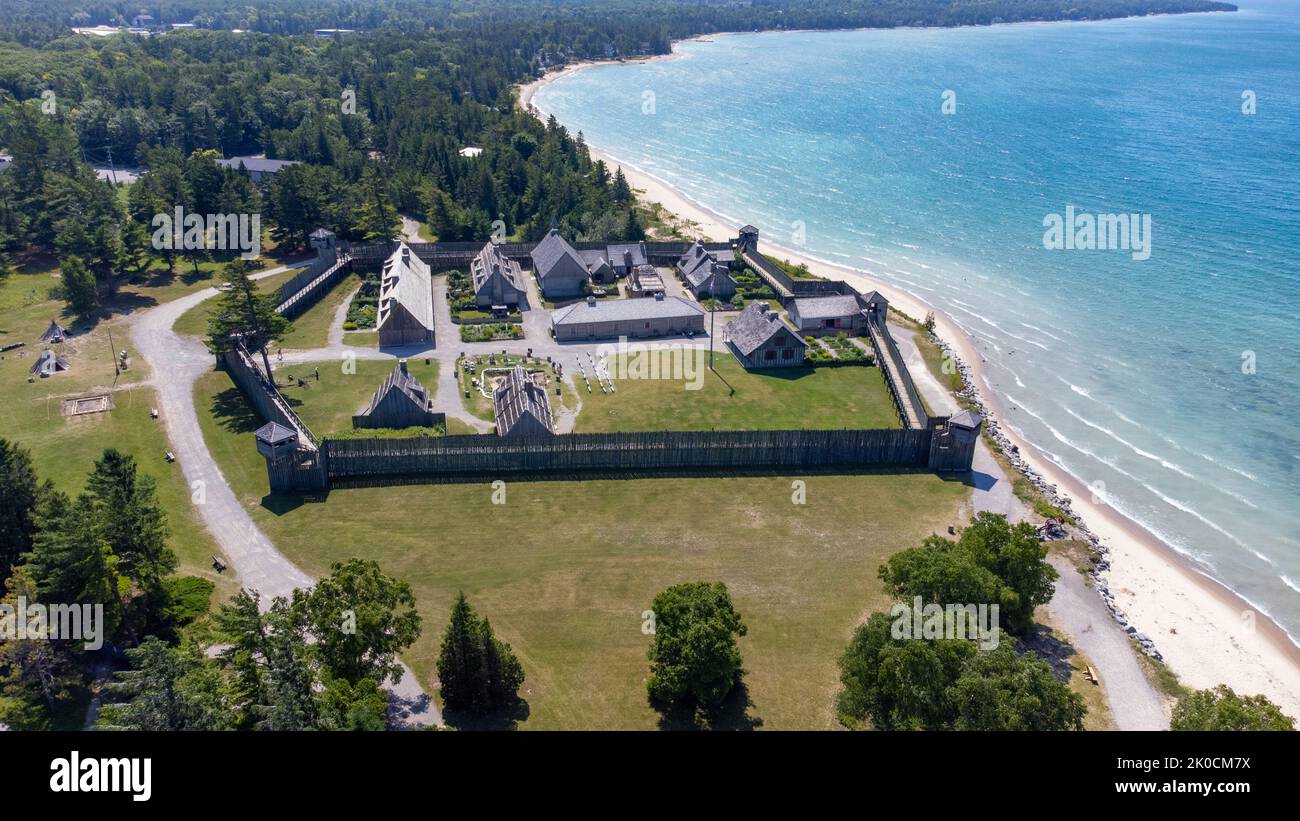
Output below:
[888,323,1169,730]
[129,262,439,727]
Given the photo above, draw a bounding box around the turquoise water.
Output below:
[535,2,1300,640]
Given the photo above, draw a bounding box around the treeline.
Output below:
[0,0,1236,288]
[0,16,648,291]
[0,1,1240,47]
[0,436,437,731]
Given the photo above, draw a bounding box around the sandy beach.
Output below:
[520,55,1300,718]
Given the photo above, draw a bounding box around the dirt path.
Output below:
[400,215,424,245]
[129,261,439,727]
[888,323,1169,730]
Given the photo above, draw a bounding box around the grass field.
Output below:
[572,352,899,433]
[277,274,363,350]
[0,261,248,603]
[195,367,970,729]
[273,358,440,436]
[171,267,304,339]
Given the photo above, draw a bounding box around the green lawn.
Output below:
[573,352,899,433]
[277,274,363,350]
[342,329,379,349]
[172,267,303,339]
[0,266,232,602]
[195,367,969,729]
[273,358,439,436]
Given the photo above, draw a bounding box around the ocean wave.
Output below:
[1060,405,1197,480]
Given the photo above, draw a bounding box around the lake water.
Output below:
[534,1,1300,640]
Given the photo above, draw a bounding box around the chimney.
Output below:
[401,247,411,263]
[398,358,408,374]
[586,295,596,306]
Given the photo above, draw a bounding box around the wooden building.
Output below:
[530,228,590,298]
[787,294,868,336]
[353,360,440,429]
[684,260,737,301]
[470,242,527,308]
[726,302,807,368]
[216,155,301,182]
[377,243,436,347]
[493,366,555,437]
[551,294,705,341]
[606,242,648,276]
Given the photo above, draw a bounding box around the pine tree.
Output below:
[622,207,645,241]
[206,258,291,380]
[436,592,486,712]
[480,617,525,711]
[60,255,98,316]
[25,492,121,640]
[611,167,632,205]
[354,166,400,244]
[0,566,81,728]
[436,593,524,716]
[0,439,40,582]
[86,449,175,595]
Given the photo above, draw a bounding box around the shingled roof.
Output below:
[377,243,434,332]
[726,302,806,357]
[551,294,704,326]
[676,241,716,278]
[685,260,732,290]
[492,366,554,436]
[470,242,525,293]
[607,242,647,268]
[254,421,298,446]
[360,360,432,416]
[530,228,585,281]
[791,294,862,320]
[216,156,301,175]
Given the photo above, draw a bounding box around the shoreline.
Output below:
[519,46,1300,717]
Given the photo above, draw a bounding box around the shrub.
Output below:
[160,576,216,627]
[1171,685,1294,731]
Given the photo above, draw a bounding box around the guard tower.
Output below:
[927,409,982,472]
[736,224,759,254]
[255,421,301,492]
[859,290,890,325]
[309,227,336,254]
[254,419,328,493]
[308,227,337,271]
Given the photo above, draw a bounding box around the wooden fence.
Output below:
[221,347,319,449]
[321,427,934,481]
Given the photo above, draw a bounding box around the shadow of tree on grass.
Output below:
[442,696,531,731]
[653,680,762,731]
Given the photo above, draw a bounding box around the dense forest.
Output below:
[0,0,1236,302]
